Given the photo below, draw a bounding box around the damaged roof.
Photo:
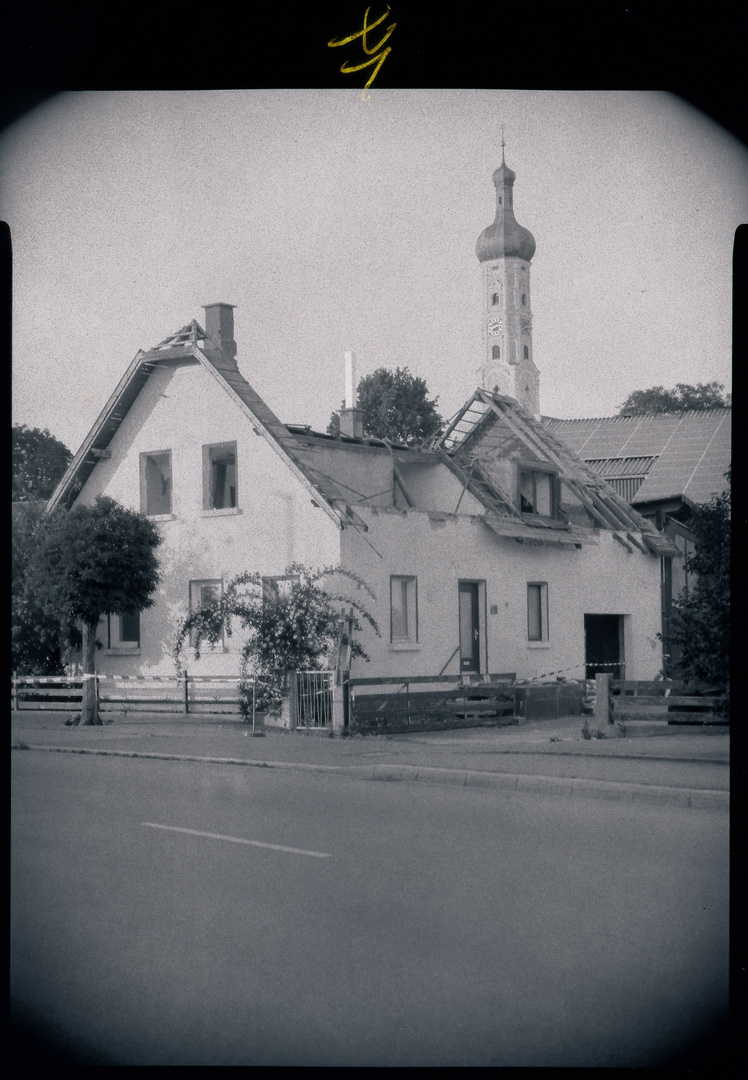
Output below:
[47,318,678,556]
[428,388,678,555]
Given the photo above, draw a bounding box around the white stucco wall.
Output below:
[341,507,664,682]
[76,359,342,675]
[70,357,663,684]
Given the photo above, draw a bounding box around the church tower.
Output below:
[475,148,540,416]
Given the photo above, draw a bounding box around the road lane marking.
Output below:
[141,822,332,858]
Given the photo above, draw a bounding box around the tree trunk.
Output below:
[80,620,100,725]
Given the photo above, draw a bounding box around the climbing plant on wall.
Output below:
[173,564,380,716]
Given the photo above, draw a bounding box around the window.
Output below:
[390,576,418,644]
[203,442,237,510]
[491,292,500,305]
[521,293,526,306]
[527,583,549,642]
[140,451,172,516]
[519,468,555,516]
[262,575,299,604]
[189,579,224,647]
[107,611,140,650]
[523,345,529,359]
[492,345,500,359]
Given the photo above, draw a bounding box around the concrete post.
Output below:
[280,671,297,730]
[595,672,611,726]
[332,671,349,735]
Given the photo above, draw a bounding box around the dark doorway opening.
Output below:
[584,614,624,680]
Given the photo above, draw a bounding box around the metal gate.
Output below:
[294,671,334,728]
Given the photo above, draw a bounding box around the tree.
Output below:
[617,382,730,415]
[327,367,444,445]
[13,425,72,501]
[12,502,68,675]
[668,471,730,706]
[174,565,379,718]
[40,496,162,724]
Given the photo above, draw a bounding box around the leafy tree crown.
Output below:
[13,424,72,501]
[327,367,443,445]
[41,495,162,627]
[617,382,730,415]
[667,469,730,696]
[12,502,66,674]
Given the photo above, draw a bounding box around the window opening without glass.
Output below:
[519,468,554,516]
[141,451,172,516]
[204,443,237,510]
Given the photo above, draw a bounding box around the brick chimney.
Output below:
[202,303,237,361]
[339,350,364,437]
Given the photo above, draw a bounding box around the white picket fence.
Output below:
[11,674,253,716]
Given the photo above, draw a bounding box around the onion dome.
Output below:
[476,157,536,263]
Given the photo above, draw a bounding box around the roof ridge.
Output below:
[547,407,731,424]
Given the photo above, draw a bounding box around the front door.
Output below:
[584,614,624,680]
[459,582,480,673]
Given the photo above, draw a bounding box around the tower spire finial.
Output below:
[501,123,506,164]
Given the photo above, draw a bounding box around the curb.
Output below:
[11,743,729,811]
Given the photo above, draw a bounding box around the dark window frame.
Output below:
[527,582,549,642]
[390,575,418,644]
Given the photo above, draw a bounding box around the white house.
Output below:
[47,303,676,685]
[47,154,679,685]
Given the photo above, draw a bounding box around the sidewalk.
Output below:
[11,710,729,810]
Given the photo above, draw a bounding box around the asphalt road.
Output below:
[11,751,729,1067]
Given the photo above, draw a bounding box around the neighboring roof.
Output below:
[544,410,731,506]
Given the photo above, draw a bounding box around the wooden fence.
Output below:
[349,673,517,733]
[11,675,248,716]
[595,675,727,727]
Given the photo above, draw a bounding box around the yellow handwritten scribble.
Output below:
[328,6,396,95]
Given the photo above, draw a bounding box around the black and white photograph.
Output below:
[7,28,741,1069]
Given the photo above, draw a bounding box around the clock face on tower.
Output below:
[488,319,503,336]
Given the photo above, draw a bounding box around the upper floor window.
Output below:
[140,451,172,516]
[523,345,529,359]
[519,468,556,516]
[203,442,237,510]
[492,345,501,360]
[521,293,526,306]
[491,292,500,305]
[390,575,418,644]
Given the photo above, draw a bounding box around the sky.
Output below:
[3,89,746,455]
